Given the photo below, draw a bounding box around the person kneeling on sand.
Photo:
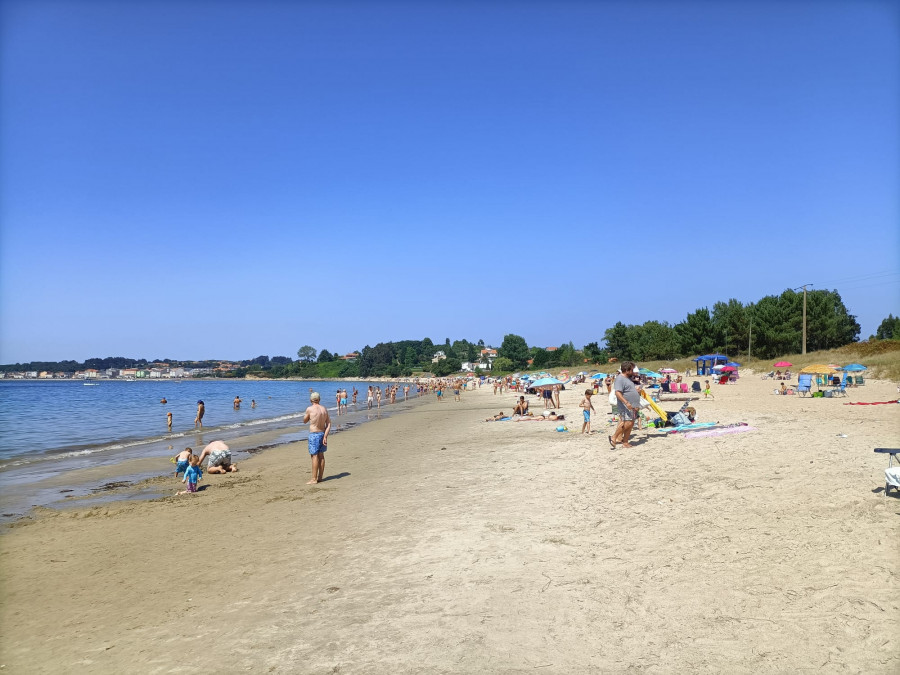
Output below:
[197,440,238,474]
[303,391,331,484]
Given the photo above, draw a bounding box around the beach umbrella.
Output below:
[590,373,607,379]
[798,364,838,374]
[726,362,741,367]
[720,366,737,372]
[529,377,564,388]
[659,368,678,373]
[841,363,867,371]
[774,361,792,368]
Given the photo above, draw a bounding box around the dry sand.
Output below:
[1,375,898,673]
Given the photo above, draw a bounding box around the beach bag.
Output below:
[609,391,617,406]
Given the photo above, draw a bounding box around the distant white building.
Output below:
[432,351,447,364]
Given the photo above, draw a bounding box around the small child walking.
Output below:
[172,447,192,477]
[167,411,173,431]
[178,454,203,495]
[579,389,595,435]
[703,380,714,399]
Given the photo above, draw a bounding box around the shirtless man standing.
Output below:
[303,391,332,484]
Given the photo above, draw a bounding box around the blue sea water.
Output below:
[0,379,374,466]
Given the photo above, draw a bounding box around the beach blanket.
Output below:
[843,400,899,406]
[664,422,719,434]
[681,425,756,439]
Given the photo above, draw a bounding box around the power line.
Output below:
[815,270,900,288]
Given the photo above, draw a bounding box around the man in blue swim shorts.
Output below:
[303,391,332,484]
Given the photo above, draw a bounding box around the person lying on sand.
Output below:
[515,412,565,421]
[485,412,507,421]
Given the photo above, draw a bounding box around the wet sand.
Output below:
[1,376,898,673]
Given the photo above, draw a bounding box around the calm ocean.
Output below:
[0,379,415,518]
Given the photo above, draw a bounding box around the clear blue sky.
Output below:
[1,0,897,363]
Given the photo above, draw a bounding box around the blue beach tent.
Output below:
[692,354,730,376]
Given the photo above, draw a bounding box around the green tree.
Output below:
[751,294,798,358]
[875,313,900,340]
[432,357,461,377]
[675,308,715,356]
[603,322,632,360]
[803,289,860,350]
[499,334,529,368]
[404,346,418,366]
[451,339,471,361]
[419,337,435,362]
[556,341,578,366]
[493,356,514,373]
[711,299,748,355]
[317,349,334,363]
[531,348,551,368]
[297,345,317,363]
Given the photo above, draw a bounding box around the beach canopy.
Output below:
[774,361,792,368]
[529,377,564,388]
[693,354,729,362]
[799,364,838,374]
[841,363,867,371]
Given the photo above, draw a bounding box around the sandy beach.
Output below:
[1,375,898,673]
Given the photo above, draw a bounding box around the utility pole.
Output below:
[748,318,752,359]
[794,284,812,355]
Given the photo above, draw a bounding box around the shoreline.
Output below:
[0,386,435,523]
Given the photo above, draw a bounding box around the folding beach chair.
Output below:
[797,374,813,396]
[661,381,670,393]
[830,381,848,397]
[875,448,900,496]
[680,383,689,393]
[855,376,865,386]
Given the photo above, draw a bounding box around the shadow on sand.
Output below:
[319,472,351,483]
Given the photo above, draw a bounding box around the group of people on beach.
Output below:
[171,439,239,494]
[171,389,334,491]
